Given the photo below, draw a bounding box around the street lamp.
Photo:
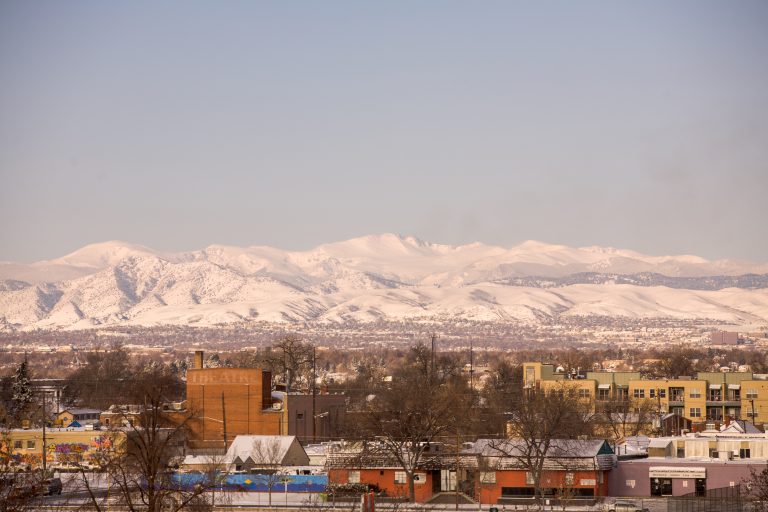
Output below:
[313,411,329,443]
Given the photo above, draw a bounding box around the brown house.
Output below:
[55,408,102,427]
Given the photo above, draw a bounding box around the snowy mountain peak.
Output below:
[1,235,767,331]
[50,241,158,269]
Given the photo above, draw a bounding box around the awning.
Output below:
[709,384,721,390]
[728,384,741,390]
[598,384,611,389]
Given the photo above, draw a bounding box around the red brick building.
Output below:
[326,439,616,505]
[185,351,287,449]
[469,439,615,504]
[327,442,453,503]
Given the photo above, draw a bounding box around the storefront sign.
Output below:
[649,467,706,479]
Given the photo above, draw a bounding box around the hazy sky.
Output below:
[1,1,767,263]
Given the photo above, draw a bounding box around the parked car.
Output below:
[606,502,643,512]
[42,478,63,496]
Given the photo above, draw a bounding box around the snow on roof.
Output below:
[61,408,102,415]
[469,438,612,458]
[648,438,673,448]
[618,436,651,452]
[721,420,763,434]
[224,435,300,464]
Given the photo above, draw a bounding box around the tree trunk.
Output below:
[408,471,416,503]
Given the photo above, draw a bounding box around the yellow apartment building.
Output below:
[523,362,768,426]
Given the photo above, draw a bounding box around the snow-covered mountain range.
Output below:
[1,234,767,331]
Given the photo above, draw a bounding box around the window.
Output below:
[525,472,535,485]
[13,440,22,449]
[747,389,758,399]
[26,440,35,449]
[579,389,590,398]
[633,389,645,399]
[740,449,751,459]
[394,471,407,484]
[296,413,304,420]
[413,473,426,484]
[348,471,360,484]
[565,472,574,485]
[690,407,702,418]
[659,389,666,398]
[709,448,718,458]
[480,472,496,484]
[650,389,656,398]
[690,389,701,399]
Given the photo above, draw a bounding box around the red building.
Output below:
[326,439,616,505]
[327,442,456,503]
[469,439,615,504]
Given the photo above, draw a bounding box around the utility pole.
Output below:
[469,340,474,392]
[657,388,662,436]
[455,430,460,510]
[312,345,317,443]
[431,333,437,380]
[221,392,228,451]
[42,391,47,473]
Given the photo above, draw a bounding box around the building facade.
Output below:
[523,362,768,426]
[2,427,125,469]
[185,352,287,449]
[286,393,346,443]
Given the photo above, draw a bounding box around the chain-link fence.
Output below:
[667,484,743,512]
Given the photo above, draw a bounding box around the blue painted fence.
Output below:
[171,473,327,493]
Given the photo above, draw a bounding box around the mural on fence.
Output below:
[172,473,328,493]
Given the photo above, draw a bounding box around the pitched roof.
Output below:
[721,420,763,434]
[648,438,672,449]
[469,438,613,458]
[61,408,102,415]
[465,439,615,471]
[224,435,302,465]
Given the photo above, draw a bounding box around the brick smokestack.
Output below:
[194,350,204,370]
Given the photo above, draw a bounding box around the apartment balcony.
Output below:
[706,398,741,407]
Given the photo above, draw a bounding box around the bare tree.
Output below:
[596,397,657,440]
[249,437,287,506]
[264,336,315,391]
[0,428,47,512]
[71,366,213,512]
[62,343,134,409]
[746,463,768,512]
[355,342,470,502]
[495,383,594,507]
[197,450,234,509]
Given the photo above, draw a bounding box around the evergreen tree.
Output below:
[11,359,33,419]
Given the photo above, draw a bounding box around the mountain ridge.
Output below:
[1,234,767,331]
